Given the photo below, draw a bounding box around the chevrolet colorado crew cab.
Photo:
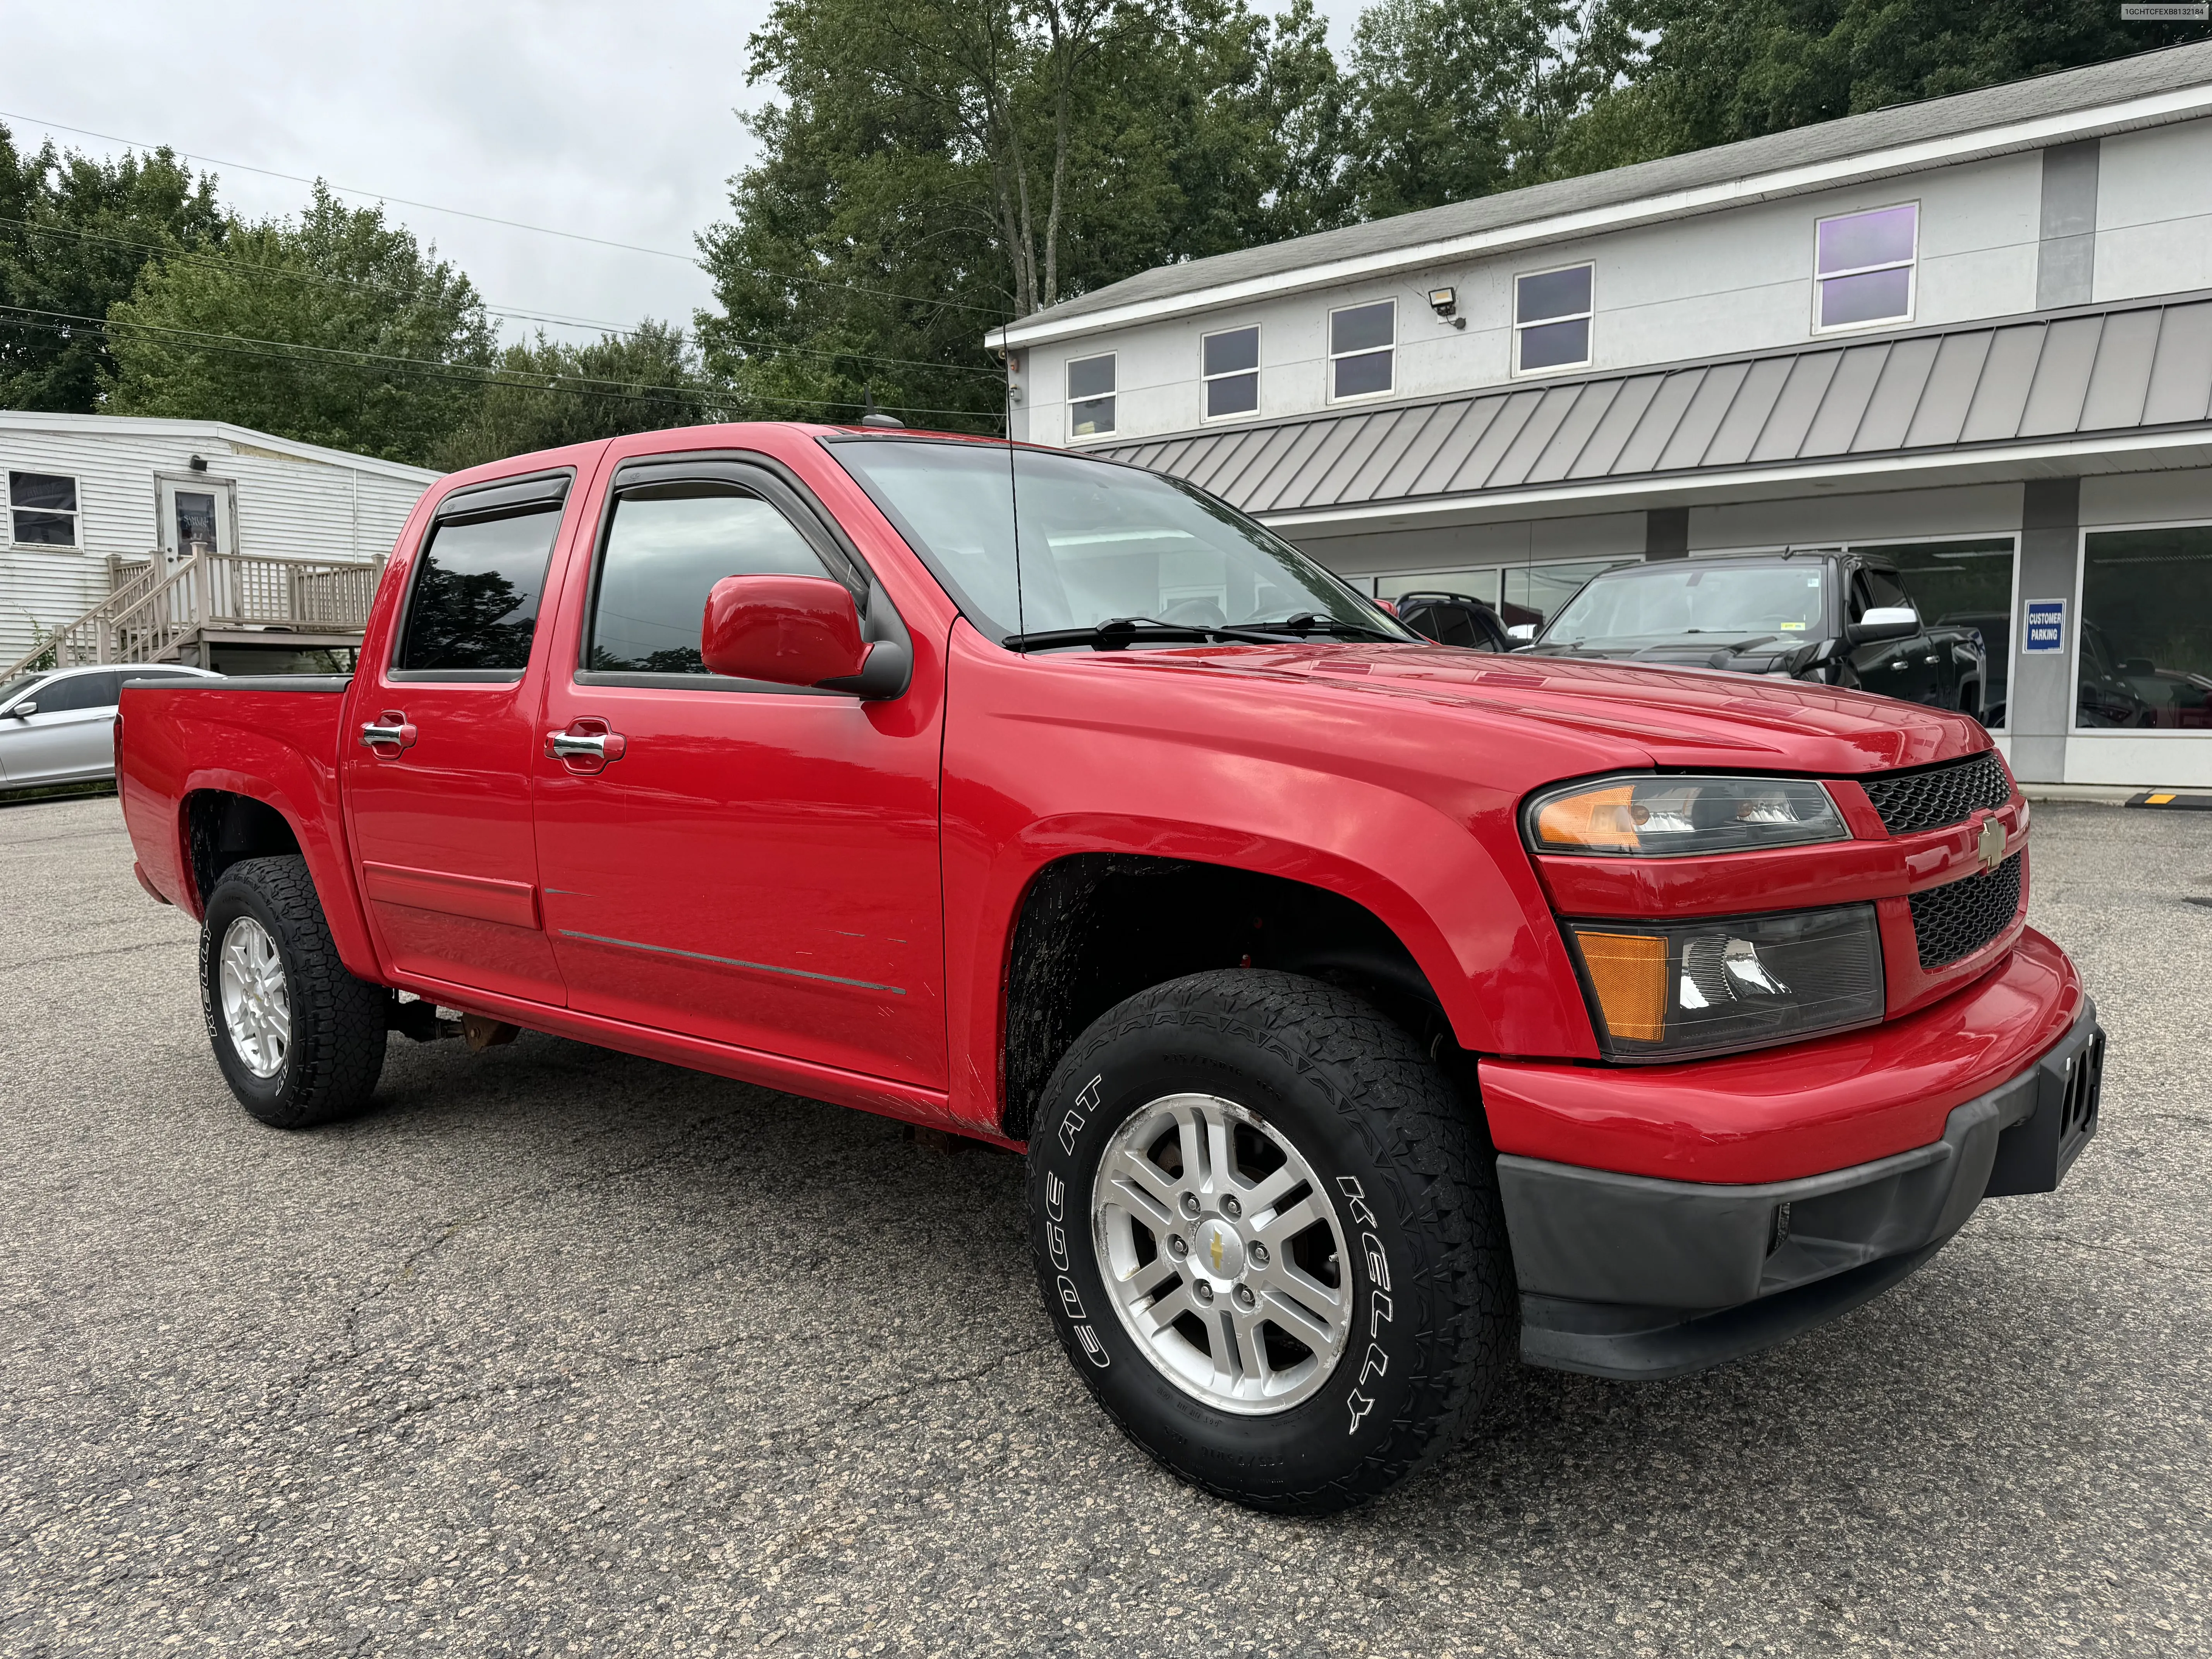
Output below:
[116,424,2102,1515]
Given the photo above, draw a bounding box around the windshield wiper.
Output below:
[1244,612,1400,640]
[1002,616,1293,652]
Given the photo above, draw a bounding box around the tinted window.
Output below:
[587,484,833,674]
[27,671,118,714]
[397,506,563,672]
[2081,526,2212,730]
[9,470,79,546]
[1850,567,1911,619]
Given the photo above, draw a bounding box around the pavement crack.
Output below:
[1972,1225,2209,1277]
[770,1342,1052,1449]
[0,938,192,973]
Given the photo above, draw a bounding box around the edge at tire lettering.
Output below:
[1059,1073,1103,1155]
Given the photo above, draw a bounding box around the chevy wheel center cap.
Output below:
[1195,1217,1247,1279]
[1977,815,2005,873]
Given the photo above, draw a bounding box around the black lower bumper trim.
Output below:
[1520,1242,1946,1381]
[1503,999,2102,1380]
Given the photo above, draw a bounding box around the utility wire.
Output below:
[0,108,1012,319]
[0,304,1004,424]
[0,213,1007,377]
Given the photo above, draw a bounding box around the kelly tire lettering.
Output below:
[1024,969,1514,1517]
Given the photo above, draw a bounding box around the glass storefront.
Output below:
[2079,527,2212,730]
[1861,538,2016,726]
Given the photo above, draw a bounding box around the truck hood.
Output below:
[1092,641,1984,774]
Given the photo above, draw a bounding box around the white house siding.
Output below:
[1017,153,2045,451]
[0,417,434,667]
[2094,117,2212,303]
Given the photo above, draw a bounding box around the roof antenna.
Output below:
[860,385,904,429]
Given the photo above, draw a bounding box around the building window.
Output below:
[1202,325,1260,419]
[1514,264,1593,374]
[1068,353,1116,438]
[7,471,79,547]
[1815,203,1917,331]
[2078,526,2212,730]
[1329,300,1394,400]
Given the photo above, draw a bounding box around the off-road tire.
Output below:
[201,855,388,1128]
[1026,969,1513,1515]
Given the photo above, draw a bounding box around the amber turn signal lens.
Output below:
[1534,785,1640,851]
[1573,929,1667,1042]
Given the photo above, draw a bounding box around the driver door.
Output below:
[530,454,948,1089]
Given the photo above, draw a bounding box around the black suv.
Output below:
[1391,591,1513,652]
[1517,552,1987,718]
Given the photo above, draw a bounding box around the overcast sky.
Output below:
[2,0,1369,347]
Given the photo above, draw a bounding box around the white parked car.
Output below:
[0,663,222,790]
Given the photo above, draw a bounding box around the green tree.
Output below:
[103,185,493,467]
[0,129,225,412]
[695,0,1349,429]
[1551,0,2212,177]
[1340,0,1635,218]
[434,319,709,471]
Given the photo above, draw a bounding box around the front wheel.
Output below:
[201,855,388,1128]
[1027,970,1513,1514]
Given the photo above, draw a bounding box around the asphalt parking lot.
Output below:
[2,793,2207,1657]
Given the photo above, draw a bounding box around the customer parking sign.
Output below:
[2025,599,2066,653]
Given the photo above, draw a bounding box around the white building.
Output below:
[0,412,437,674]
[994,42,2212,790]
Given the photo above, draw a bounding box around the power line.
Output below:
[0,213,1007,377]
[0,304,1005,425]
[0,107,1013,319]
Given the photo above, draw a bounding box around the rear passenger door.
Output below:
[530,454,948,1089]
[340,471,577,1006]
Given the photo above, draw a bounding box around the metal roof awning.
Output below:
[1093,294,2212,526]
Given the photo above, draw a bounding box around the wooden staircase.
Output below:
[2,551,386,680]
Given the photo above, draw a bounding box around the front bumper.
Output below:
[1499,997,2104,1380]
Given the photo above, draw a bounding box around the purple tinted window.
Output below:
[1518,317,1590,371]
[1818,205,1917,275]
[1516,264,1592,324]
[1819,266,1912,328]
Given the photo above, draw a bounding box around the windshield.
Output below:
[0,672,48,708]
[826,437,1407,644]
[1542,562,1829,644]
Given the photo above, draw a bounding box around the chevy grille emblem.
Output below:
[1976,815,2006,874]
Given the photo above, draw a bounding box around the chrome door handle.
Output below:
[546,729,627,761]
[359,716,417,750]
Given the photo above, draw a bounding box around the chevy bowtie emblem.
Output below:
[1210,1229,1224,1271]
[1977,815,2006,874]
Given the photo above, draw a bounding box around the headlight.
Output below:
[1566,904,1885,1060]
[1525,773,1846,857]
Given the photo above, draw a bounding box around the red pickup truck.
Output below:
[116,423,2102,1515]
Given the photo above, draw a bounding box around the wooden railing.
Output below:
[1,551,386,680]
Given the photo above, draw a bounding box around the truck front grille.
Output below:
[1910,852,2023,969]
[1862,752,2011,836]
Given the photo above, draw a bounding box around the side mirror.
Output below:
[7,701,35,719]
[1506,623,1537,641]
[701,574,907,697]
[1846,605,1920,645]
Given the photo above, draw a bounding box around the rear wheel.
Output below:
[200,855,387,1128]
[1027,969,1512,1514]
